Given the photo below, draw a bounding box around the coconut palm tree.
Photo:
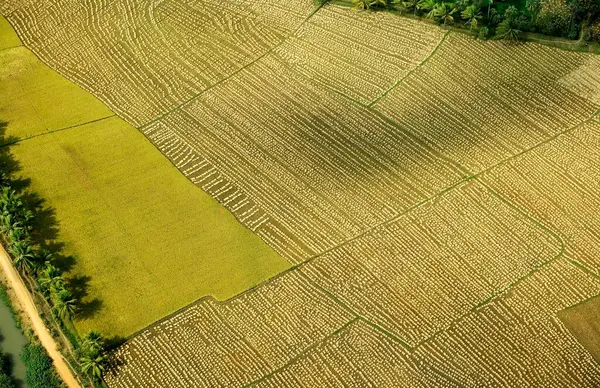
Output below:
[418,0,438,18]
[0,215,22,237]
[52,288,77,321]
[353,0,372,9]
[434,2,457,24]
[82,331,105,355]
[497,18,522,41]
[402,0,420,14]
[38,262,63,292]
[80,350,106,381]
[526,0,541,22]
[462,5,482,30]
[9,239,37,274]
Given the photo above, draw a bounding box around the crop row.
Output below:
[374,33,599,172]
[301,180,561,345]
[104,270,354,387]
[2,0,315,125]
[414,257,600,385]
[257,320,454,387]
[482,121,600,273]
[142,53,467,262]
[273,4,445,104]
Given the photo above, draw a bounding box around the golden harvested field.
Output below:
[2,0,600,386]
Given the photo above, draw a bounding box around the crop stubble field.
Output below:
[2,0,600,386]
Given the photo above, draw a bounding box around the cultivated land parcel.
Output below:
[0,14,288,337]
[1,0,600,386]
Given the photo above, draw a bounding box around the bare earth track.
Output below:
[2,0,600,386]
[0,243,80,388]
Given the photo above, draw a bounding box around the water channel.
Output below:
[0,298,28,388]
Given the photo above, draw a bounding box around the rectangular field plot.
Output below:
[301,180,561,345]
[273,4,446,104]
[256,320,454,387]
[414,258,600,385]
[2,0,316,125]
[0,33,113,143]
[144,54,466,263]
[482,121,600,274]
[10,116,289,337]
[104,270,354,387]
[374,33,599,172]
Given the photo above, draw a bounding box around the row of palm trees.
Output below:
[351,0,485,28]
[0,186,77,321]
[0,182,107,384]
[351,0,524,41]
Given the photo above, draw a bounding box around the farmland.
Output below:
[0,14,289,337]
[1,0,600,386]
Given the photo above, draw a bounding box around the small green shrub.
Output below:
[20,345,60,388]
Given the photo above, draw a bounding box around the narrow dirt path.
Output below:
[0,243,81,388]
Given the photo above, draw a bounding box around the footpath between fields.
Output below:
[0,242,81,388]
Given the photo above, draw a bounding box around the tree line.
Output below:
[0,141,108,385]
[344,0,600,42]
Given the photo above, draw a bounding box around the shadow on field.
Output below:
[0,121,103,322]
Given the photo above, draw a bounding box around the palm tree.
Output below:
[52,288,77,321]
[82,331,104,353]
[38,262,63,292]
[9,239,37,274]
[526,0,541,22]
[353,0,372,10]
[6,225,27,244]
[371,0,388,7]
[0,212,24,234]
[497,18,521,41]
[487,0,493,19]
[80,351,106,380]
[402,0,419,14]
[418,0,438,18]
[462,5,482,30]
[434,3,457,24]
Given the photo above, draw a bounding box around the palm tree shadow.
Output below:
[77,298,103,320]
[0,120,102,318]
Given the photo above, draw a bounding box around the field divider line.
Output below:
[297,273,464,386]
[0,114,117,148]
[567,257,600,281]
[367,30,450,108]
[0,43,23,52]
[244,317,360,387]
[137,2,327,130]
[411,179,567,351]
[469,178,566,308]
[297,267,414,349]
